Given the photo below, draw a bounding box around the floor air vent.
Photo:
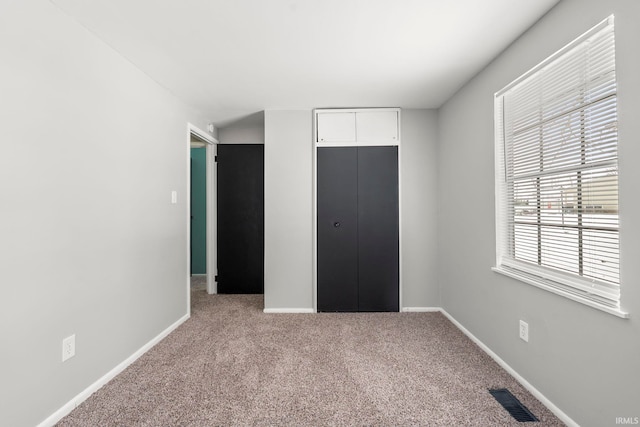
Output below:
[489,388,539,422]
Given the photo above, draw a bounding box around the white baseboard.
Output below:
[439,309,578,427]
[37,313,190,427]
[401,307,442,312]
[263,308,315,314]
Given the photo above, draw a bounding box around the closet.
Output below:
[315,108,400,312]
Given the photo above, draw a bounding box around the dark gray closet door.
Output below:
[317,147,359,311]
[317,146,399,312]
[357,146,399,312]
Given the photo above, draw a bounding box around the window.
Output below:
[494,16,626,317]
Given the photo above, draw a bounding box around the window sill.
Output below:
[492,266,630,319]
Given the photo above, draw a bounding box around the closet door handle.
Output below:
[333,222,341,228]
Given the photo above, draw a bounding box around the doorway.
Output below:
[190,146,207,278]
[187,124,217,314]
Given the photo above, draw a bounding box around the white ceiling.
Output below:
[51,0,559,126]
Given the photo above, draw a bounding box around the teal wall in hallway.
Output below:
[191,148,207,274]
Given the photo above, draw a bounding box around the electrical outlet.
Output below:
[62,334,75,362]
[519,320,529,342]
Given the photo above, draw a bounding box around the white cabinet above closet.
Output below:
[316,112,356,143]
[315,108,400,146]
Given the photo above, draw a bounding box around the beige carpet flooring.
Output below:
[191,275,207,292]
[57,282,564,426]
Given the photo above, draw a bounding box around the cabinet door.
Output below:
[316,112,356,143]
[356,110,398,143]
[317,147,359,311]
[357,146,399,311]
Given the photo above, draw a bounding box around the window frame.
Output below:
[492,15,628,318]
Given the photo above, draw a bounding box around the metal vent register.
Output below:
[489,388,539,422]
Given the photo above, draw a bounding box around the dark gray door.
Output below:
[217,144,264,294]
[317,147,359,311]
[317,146,399,312]
[357,147,399,311]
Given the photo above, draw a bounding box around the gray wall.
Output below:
[0,3,209,426]
[437,1,640,425]
[400,110,440,307]
[218,112,265,144]
[263,109,439,310]
[264,110,314,309]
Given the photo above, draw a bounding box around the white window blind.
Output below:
[494,16,623,313]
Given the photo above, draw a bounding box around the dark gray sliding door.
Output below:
[317,146,399,312]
